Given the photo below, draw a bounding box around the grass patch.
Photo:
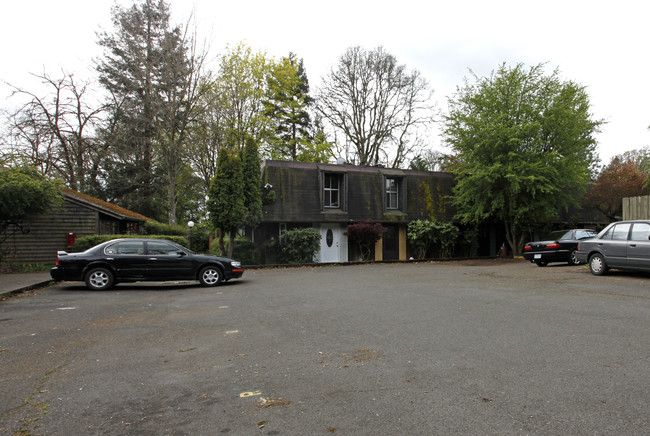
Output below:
[0,263,51,274]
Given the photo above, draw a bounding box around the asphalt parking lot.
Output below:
[1,259,649,435]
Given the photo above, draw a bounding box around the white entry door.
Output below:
[319,224,341,263]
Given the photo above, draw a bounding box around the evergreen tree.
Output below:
[241,137,263,228]
[97,0,204,222]
[264,54,312,160]
[207,148,246,257]
[264,54,334,163]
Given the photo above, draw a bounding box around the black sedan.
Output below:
[523,229,597,267]
[576,220,650,275]
[50,238,244,290]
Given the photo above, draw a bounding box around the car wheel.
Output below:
[536,261,548,267]
[589,253,608,276]
[84,267,114,290]
[568,250,581,266]
[199,266,222,287]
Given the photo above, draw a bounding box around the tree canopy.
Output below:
[5,0,641,255]
[317,46,435,168]
[583,149,650,221]
[0,165,62,252]
[444,63,602,255]
[207,148,246,257]
[97,0,206,224]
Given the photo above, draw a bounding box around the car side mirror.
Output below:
[177,251,187,256]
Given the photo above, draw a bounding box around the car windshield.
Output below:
[546,230,573,241]
[543,230,596,241]
[575,229,597,240]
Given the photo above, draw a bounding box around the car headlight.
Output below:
[231,261,241,268]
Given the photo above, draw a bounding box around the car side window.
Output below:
[147,241,179,256]
[610,224,631,241]
[105,241,144,255]
[630,223,650,241]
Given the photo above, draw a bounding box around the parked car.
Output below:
[576,220,650,275]
[523,229,597,267]
[50,238,244,290]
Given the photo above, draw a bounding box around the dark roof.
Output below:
[260,159,451,177]
[61,187,149,222]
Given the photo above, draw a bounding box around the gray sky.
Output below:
[2,0,648,165]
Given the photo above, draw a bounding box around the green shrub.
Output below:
[279,228,321,264]
[407,220,459,259]
[209,236,258,265]
[141,220,187,236]
[187,225,210,253]
[0,263,50,273]
[232,237,258,265]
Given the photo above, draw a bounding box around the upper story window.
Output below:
[386,177,400,210]
[324,173,341,208]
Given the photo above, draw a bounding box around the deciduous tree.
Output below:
[583,150,650,221]
[345,219,387,261]
[213,42,272,151]
[4,72,106,194]
[317,46,435,168]
[444,63,602,255]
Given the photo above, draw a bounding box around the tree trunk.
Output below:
[217,228,226,256]
[167,169,177,226]
[227,229,236,258]
[504,221,526,256]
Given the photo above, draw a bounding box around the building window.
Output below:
[386,177,400,210]
[324,173,341,208]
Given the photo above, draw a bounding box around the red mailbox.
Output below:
[66,232,76,247]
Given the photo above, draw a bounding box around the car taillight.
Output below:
[524,246,532,251]
[56,258,60,266]
[546,243,561,248]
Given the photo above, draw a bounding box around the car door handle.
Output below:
[629,244,637,248]
[148,257,158,260]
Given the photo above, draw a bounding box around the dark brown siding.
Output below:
[5,198,98,264]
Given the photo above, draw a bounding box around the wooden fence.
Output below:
[622,195,650,220]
